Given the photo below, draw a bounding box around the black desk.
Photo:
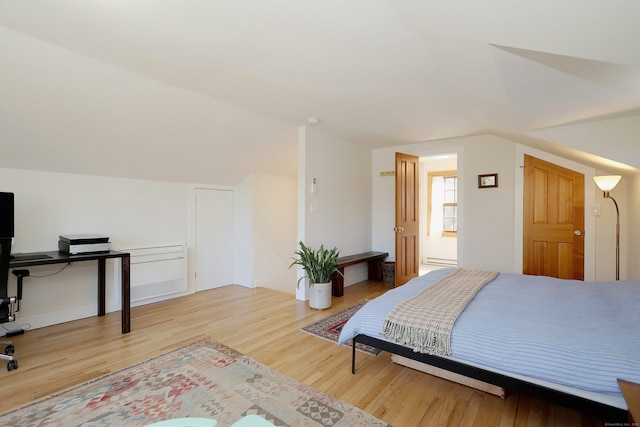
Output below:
[9,250,131,334]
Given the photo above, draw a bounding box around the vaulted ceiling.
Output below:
[1,0,639,184]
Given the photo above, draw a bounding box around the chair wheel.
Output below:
[7,360,18,371]
[4,344,15,355]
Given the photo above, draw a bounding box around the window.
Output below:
[442,175,457,233]
[428,171,457,237]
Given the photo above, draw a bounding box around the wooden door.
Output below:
[523,155,584,279]
[395,152,420,286]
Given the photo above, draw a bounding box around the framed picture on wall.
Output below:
[478,173,498,188]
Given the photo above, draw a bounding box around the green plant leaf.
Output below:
[289,241,343,288]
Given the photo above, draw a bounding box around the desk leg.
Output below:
[121,255,131,334]
[98,259,106,316]
[332,268,345,297]
[368,259,383,281]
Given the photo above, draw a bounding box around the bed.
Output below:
[338,268,639,420]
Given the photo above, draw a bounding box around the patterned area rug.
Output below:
[0,339,389,427]
[300,302,381,356]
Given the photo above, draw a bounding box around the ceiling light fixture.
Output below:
[306,117,320,126]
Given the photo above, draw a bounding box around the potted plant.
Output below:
[290,241,343,309]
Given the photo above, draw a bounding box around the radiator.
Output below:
[424,256,457,267]
[123,244,187,304]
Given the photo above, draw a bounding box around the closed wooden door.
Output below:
[523,155,584,279]
[395,152,420,286]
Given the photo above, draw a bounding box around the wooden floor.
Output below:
[0,281,609,426]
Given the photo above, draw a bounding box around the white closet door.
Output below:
[195,188,234,291]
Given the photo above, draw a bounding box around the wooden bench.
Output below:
[331,251,389,297]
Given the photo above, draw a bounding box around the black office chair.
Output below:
[0,302,17,371]
[0,238,20,371]
[0,348,16,369]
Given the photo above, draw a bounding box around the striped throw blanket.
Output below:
[381,268,498,356]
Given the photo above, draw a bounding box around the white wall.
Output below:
[1,167,188,330]
[233,178,253,287]
[296,127,372,300]
[1,166,299,333]
[592,170,629,281]
[251,173,298,294]
[373,143,469,265]
[374,137,518,272]
[461,139,515,272]
[372,135,608,276]
[629,174,640,280]
[225,172,297,294]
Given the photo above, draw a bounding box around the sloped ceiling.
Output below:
[0,0,639,184]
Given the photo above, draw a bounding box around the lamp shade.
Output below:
[594,175,621,192]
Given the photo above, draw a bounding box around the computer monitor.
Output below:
[0,192,14,302]
[0,192,14,239]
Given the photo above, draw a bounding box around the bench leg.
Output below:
[332,268,345,297]
[368,259,383,281]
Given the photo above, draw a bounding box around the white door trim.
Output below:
[187,183,236,292]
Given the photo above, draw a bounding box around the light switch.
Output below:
[592,204,600,216]
[310,202,318,213]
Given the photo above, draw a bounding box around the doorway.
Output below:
[419,153,458,274]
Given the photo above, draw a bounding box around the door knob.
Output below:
[574,230,582,236]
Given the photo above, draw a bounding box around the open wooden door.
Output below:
[395,152,420,286]
[523,155,584,279]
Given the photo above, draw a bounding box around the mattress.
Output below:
[338,268,640,409]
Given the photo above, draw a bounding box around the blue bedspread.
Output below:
[338,268,640,400]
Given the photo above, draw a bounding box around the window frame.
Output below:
[427,170,458,238]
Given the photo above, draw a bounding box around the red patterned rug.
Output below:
[300,302,381,356]
[0,339,389,427]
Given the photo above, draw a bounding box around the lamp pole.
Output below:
[603,191,620,281]
[594,175,622,281]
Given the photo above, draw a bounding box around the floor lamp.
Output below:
[593,175,622,280]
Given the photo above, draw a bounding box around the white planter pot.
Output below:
[308,282,332,309]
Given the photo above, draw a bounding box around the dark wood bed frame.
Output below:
[351,334,627,422]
